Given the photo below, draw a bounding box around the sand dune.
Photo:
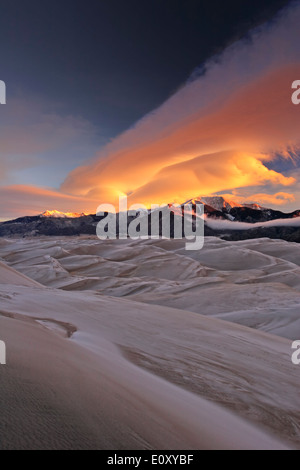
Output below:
[0,236,299,449]
[0,311,288,450]
[0,260,41,287]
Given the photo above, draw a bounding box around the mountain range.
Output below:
[1,196,300,242]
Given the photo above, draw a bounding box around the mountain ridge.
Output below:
[0,196,300,242]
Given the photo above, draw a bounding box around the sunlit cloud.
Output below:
[218,191,296,208]
[2,2,300,219]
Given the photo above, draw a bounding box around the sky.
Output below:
[0,0,299,219]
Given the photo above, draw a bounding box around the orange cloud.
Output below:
[62,64,299,207]
[59,4,300,209]
[0,185,99,220]
[2,2,300,219]
[219,191,296,207]
[124,151,295,207]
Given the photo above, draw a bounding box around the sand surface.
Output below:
[0,236,299,449]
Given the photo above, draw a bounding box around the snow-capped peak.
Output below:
[243,203,263,211]
[41,210,87,218]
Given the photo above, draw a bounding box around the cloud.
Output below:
[2,2,300,219]
[124,151,295,207]
[60,1,300,209]
[0,185,98,220]
[217,191,296,207]
[219,166,300,211]
[0,96,101,186]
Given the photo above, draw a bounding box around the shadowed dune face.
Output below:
[0,259,41,287]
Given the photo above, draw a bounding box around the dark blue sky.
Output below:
[0,0,290,137]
